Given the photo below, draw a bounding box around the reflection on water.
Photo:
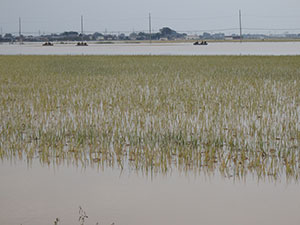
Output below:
[1,42,300,55]
[2,150,298,183]
[0,159,299,225]
[1,139,299,182]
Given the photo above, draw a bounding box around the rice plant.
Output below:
[0,55,299,181]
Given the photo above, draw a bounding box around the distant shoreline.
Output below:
[1,39,300,46]
[1,41,300,56]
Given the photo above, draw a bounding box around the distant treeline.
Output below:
[1,27,300,42]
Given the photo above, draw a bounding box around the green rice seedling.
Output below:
[0,55,299,181]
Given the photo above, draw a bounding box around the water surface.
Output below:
[1,42,300,55]
[0,160,299,225]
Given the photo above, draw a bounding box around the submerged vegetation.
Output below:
[0,55,299,181]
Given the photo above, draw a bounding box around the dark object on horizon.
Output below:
[193,41,208,46]
[76,42,88,46]
[42,42,53,46]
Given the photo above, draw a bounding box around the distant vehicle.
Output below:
[42,42,53,46]
[76,42,88,46]
[193,41,208,46]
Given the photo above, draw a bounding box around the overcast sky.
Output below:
[1,0,300,35]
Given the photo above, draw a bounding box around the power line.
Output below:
[243,14,300,19]
[244,27,300,31]
[4,13,300,37]
[7,26,300,36]
[153,15,236,21]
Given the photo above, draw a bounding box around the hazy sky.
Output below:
[1,0,300,35]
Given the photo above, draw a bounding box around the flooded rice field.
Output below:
[0,55,299,225]
[0,41,300,55]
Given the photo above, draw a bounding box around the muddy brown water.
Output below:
[0,159,299,225]
[1,42,300,55]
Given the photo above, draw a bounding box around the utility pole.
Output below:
[81,15,84,41]
[239,10,242,42]
[149,13,152,43]
[19,17,23,44]
[19,17,21,36]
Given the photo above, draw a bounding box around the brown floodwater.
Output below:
[1,42,300,55]
[0,159,299,225]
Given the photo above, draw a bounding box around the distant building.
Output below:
[159,37,168,41]
[225,36,233,40]
[186,35,199,40]
[212,33,225,40]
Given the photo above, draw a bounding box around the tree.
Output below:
[118,33,126,40]
[160,27,176,37]
[4,33,13,39]
[129,32,137,40]
[61,31,78,36]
